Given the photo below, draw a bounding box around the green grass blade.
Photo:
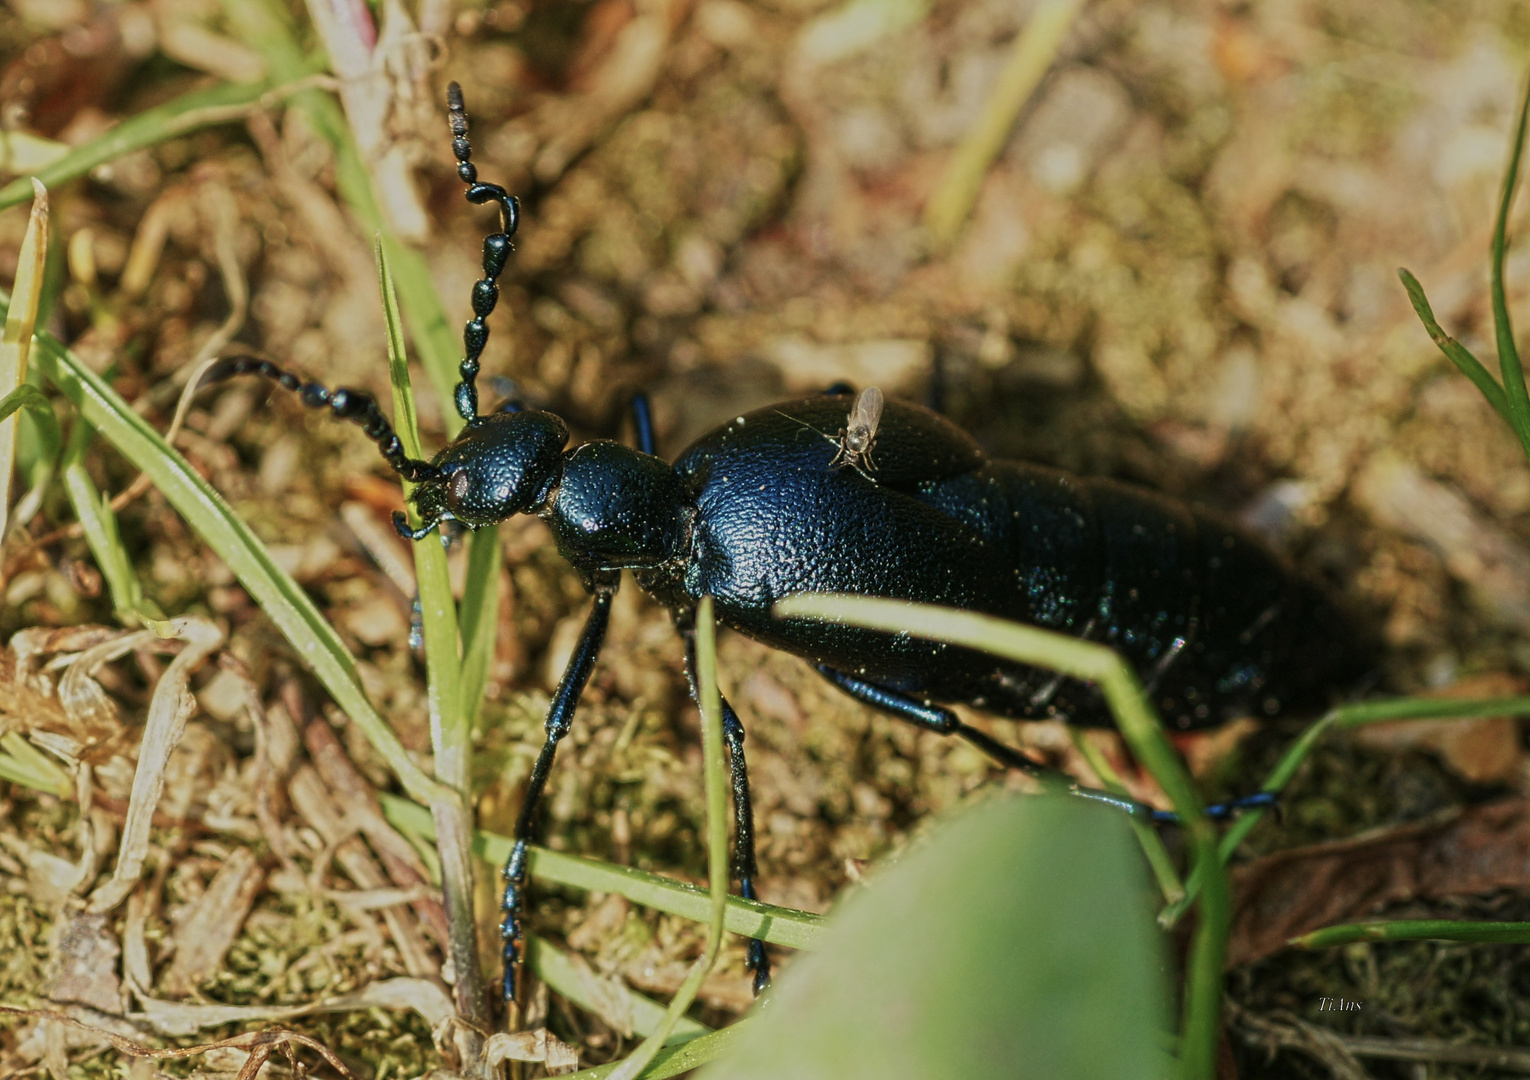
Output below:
[458,528,502,729]
[378,241,489,1023]
[1397,268,1512,424]
[1069,728,1185,905]
[0,733,71,798]
[378,794,824,950]
[0,76,321,212]
[563,1024,748,1080]
[0,384,60,464]
[1291,919,1530,949]
[0,179,48,538]
[377,240,469,791]
[526,934,710,1043]
[60,417,156,621]
[610,596,731,1080]
[1491,72,1530,455]
[923,0,1082,248]
[2,290,447,806]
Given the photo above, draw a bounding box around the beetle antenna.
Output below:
[200,355,441,483]
[447,82,519,425]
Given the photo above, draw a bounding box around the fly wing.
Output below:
[849,387,884,443]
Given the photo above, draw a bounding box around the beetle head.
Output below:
[410,410,569,531]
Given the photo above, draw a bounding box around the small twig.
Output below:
[1226,1001,1371,1080]
[924,0,1086,248]
[0,1005,359,1080]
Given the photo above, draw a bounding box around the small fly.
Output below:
[830,386,883,480]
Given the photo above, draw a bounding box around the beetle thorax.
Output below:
[546,441,690,574]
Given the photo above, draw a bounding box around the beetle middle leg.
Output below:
[677,616,771,994]
[501,578,616,1004]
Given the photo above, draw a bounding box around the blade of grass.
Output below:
[229,0,500,704]
[923,0,1084,248]
[378,799,823,950]
[1397,269,1512,424]
[563,1023,749,1080]
[772,593,1227,1080]
[1069,728,1185,906]
[1157,692,1530,928]
[459,528,502,729]
[1491,71,1530,456]
[0,384,61,530]
[1291,920,1530,950]
[608,595,731,1080]
[0,76,326,213]
[59,416,160,622]
[525,935,710,1043]
[0,732,71,798]
[378,239,487,1026]
[1,288,448,808]
[377,241,467,789]
[0,180,47,539]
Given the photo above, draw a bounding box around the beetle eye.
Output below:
[448,469,472,508]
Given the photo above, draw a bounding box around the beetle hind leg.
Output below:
[815,665,1164,822]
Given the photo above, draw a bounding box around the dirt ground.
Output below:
[5,0,1530,1076]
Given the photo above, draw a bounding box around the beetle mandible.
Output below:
[202,84,1374,1005]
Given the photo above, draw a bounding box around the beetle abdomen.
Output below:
[917,462,1371,727]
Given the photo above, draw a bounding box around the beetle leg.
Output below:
[629,392,657,457]
[502,584,615,1004]
[814,666,1163,822]
[678,625,770,994]
[1151,790,1279,824]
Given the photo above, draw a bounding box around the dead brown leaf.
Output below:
[1228,799,1530,966]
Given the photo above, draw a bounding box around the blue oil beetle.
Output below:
[203,84,1374,1006]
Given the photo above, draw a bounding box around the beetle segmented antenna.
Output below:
[447,82,520,424]
[200,356,441,483]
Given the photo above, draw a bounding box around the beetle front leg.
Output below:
[502,583,615,1004]
[678,619,771,994]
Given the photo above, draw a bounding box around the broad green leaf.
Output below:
[701,795,1172,1080]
